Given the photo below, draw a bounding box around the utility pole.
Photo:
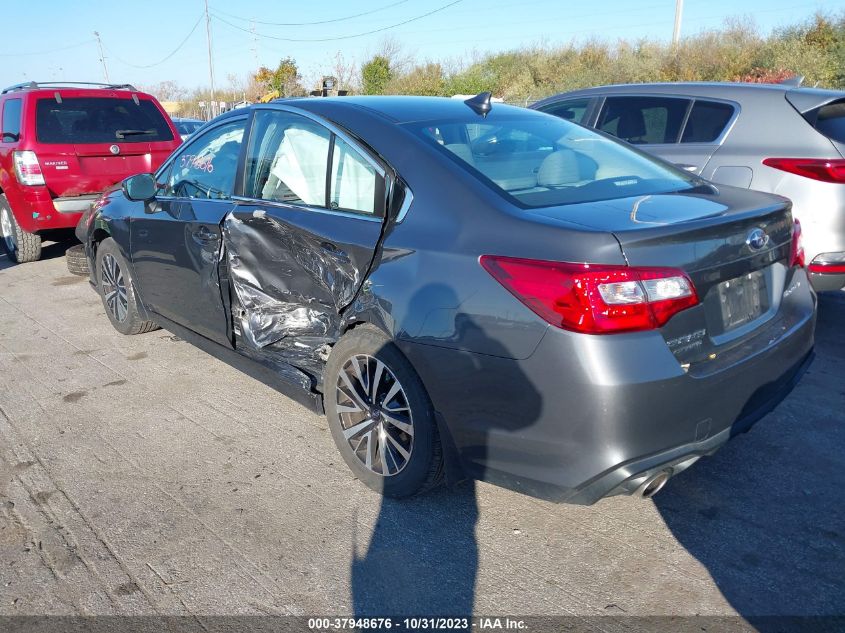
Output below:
[93,31,110,83]
[204,0,216,119]
[250,19,259,69]
[672,0,684,46]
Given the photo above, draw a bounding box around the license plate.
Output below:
[718,270,767,331]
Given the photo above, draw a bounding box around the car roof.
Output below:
[535,82,845,110]
[268,95,531,124]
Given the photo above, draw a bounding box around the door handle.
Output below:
[193,226,218,242]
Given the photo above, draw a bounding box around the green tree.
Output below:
[361,55,392,95]
[253,57,303,98]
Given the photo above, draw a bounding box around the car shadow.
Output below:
[350,283,541,622]
[654,291,845,629]
[0,238,75,272]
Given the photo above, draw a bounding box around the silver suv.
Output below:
[532,82,845,291]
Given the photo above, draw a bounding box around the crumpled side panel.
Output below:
[222,210,358,350]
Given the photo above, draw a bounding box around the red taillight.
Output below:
[479,256,699,334]
[790,218,805,268]
[12,150,45,186]
[808,252,845,274]
[762,157,845,183]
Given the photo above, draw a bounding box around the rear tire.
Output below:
[96,238,157,335]
[65,243,89,276]
[0,195,42,263]
[324,325,443,498]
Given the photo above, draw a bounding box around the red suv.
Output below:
[0,82,180,263]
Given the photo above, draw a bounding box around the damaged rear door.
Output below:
[224,108,387,372]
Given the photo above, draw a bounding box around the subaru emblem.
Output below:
[746,228,769,252]
[109,144,120,155]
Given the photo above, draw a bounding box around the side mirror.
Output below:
[122,173,156,202]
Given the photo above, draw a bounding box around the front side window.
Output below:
[245,110,380,216]
[2,99,22,142]
[36,97,174,144]
[538,98,591,124]
[412,113,695,208]
[597,96,690,145]
[163,119,245,199]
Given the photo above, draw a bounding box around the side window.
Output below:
[245,110,330,206]
[681,101,735,143]
[164,119,246,199]
[597,96,690,144]
[538,98,591,124]
[331,136,377,214]
[2,99,22,142]
[245,109,382,216]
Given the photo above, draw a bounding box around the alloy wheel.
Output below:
[335,354,414,476]
[100,253,129,323]
[0,206,15,254]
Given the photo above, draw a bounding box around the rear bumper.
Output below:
[5,185,97,233]
[399,274,816,504]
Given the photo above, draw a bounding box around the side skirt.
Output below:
[149,312,324,414]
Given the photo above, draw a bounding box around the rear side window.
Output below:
[810,101,845,144]
[2,98,22,142]
[537,98,591,124]
[36,97,174,144]
[597,96,690,144]
[681,101,735,143]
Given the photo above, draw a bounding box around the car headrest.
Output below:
[537,150,582,188]
[617,109,647,141]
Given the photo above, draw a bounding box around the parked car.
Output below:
[171,117,204,142]
[532,82,845,291]
[0,81,180,263]
[77,95,815,504]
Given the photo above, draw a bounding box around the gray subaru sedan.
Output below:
[76,95,815,504]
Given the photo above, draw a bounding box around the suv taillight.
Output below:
[790,218,805,268]
[13,150,45,186]
[762,157,845,183]
[480,255,699,334]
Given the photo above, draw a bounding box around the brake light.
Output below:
[808,252,845,274]
[479,256,699,334]
[13,150,45,186]
[762,157,845,183]
[790,218,805,268]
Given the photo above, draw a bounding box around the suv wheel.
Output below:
[0,195,42,263]
[324,325,443,498]
[96,238,158,335]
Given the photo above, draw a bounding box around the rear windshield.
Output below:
[36,97,174,144]
[811,101,845,144]
[411,114,695,207]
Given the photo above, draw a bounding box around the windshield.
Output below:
[36,97,174,144]
[411,114,696,207]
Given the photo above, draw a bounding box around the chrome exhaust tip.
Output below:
[637,471,671,499]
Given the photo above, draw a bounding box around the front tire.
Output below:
[96,238,157,335]
[324,325,443,498]
[0,195,41,263]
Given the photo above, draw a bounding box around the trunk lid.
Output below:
[531,186,794,360]
[38,142,173,197]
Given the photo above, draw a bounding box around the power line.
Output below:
[103,13,204,69]
[0,39,95,58]
[210,0,464,43]
[210,0,412,26]
[93,31,110,83]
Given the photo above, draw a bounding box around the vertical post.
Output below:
[672,0,684,46]
[94,32,110,84]
[204,0,216,119]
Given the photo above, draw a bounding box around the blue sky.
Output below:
[1,0,842,92]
